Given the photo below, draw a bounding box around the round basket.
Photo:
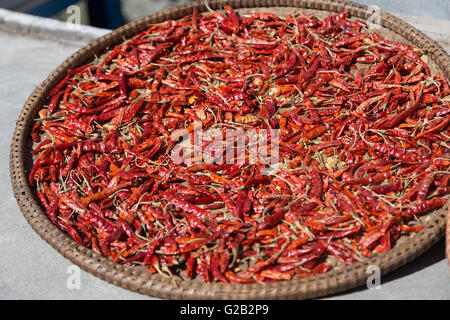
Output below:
[10,0,450,299]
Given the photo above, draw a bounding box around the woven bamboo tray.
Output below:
[10,0,450,299]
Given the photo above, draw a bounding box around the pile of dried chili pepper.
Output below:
[29,7,450,283]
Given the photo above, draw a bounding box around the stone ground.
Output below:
[0,4,449,299]
[119,0,450,23]
[122,1,450,54]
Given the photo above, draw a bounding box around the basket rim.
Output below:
[9,0,450,300]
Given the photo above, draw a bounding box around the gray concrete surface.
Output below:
[0,6,449,300]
